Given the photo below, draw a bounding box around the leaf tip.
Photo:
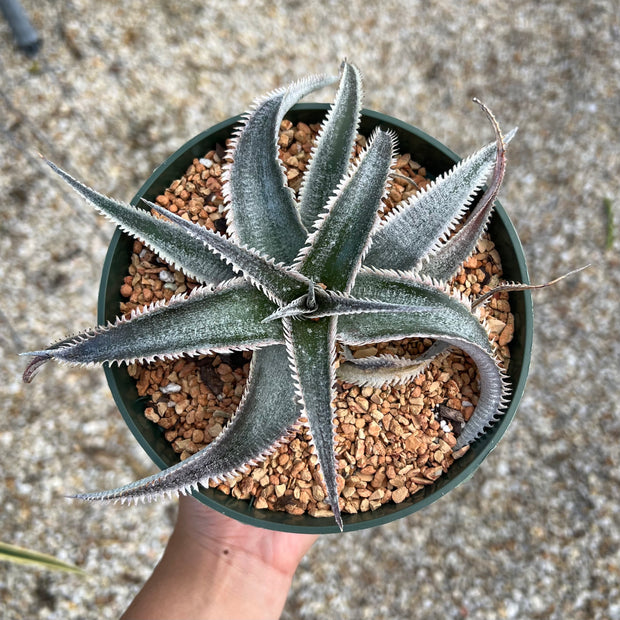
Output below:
[21,352,51,383]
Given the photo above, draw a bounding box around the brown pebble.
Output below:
[392,487,409,503]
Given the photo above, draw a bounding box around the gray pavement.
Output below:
[1,1,618,618]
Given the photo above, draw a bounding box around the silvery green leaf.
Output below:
[418,103,511,281]
[350,268,483,342]
[146,200,311,305]
[43,160,234,285]
[71,345,302,504]
[284,317,342,529]
[343,269,509,449]
[296,129,396,292]
[364,137,500,271]
[224,73,338,263]
[22,280,281,374]
[337,340,450,388]
[262,289,434,322]
[298,61,363,230]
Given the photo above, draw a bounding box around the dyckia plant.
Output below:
[23,62,522,530]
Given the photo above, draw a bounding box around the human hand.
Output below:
[174,494,318,578]
[122,495,318,620]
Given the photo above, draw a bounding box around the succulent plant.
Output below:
[23,62,525,530]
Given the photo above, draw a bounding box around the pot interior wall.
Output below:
[99,104,533,533]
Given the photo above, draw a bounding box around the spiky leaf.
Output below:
[45,160,234,285]
[417,102,511,281]
[296,129,395,292]
[284,316,342,529]
[23,280,282,373]
[343,269,508,449]
[224,73,337,263]
[73,345,301,503]
[364,138,498,271]
[337,340,449,387]
[298,61,362,230]
[262,289,435,322]
[146,200,311,304]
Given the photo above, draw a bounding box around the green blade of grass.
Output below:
[604,197,614,250]
[0,541,86,574]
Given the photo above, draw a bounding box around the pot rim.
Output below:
[98,104,533,533]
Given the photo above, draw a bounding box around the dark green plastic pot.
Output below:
[98,104,533,534]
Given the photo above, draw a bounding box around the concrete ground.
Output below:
[1,1,618,618]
